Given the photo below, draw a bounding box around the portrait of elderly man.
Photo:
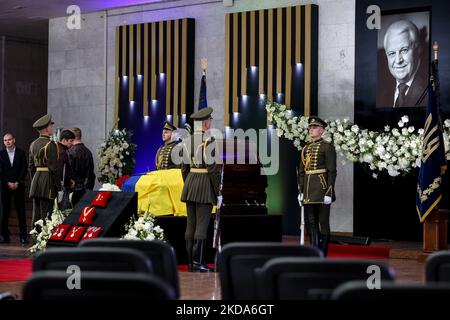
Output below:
[376,15,429,108]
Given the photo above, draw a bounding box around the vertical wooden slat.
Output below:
[285,6,292,108]
[232,13,238,113]
[250,10,256,66]
[122,26,126,76]
[305,5,311,116]
[241,12,247,96]
[276,7,282,95]
[159,21,164,73]
[166,20,172,116]
[267,9,274,100]
[181,19,187,117]
[224,14,230,126]
[129,24,134,101]
[295,5,301,64]
[143,23,149,116]
[115,26,120,126]
[258,9,265,95]
[173,20,179,119]
[136,24,141,75]
[151,23,156,100]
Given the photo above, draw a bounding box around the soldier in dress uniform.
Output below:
[181,107,220,272]
[298,116,337,256]
[29,114,59,227]
[155,121,181,170]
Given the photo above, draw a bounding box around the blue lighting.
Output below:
[260,94,265,99]
[251,66,258,74]
[166,114,173,122]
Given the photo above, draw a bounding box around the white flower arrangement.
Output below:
[99,183,121,192]
[266,101,450,177]
[97,128,136,184]
[28,206,72,254]
[122,211,166,242]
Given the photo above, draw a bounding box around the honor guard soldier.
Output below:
[181,107,220,272]
[298,116,337,256]
[29,114,59,227]
[155,121,181,170]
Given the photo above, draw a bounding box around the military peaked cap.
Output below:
[33,114,54,130]
[190,107,213,121]
[308,116,327,128]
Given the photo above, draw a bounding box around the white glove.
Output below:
[217,195,223,209]
[298,193,304,207]
[324,196,332,205]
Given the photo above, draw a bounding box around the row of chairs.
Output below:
[22,238,180,300]
[218,242,450,300]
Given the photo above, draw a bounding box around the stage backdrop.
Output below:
[355,0,450,241]
[223,5,319,235]
[116,19,195,173]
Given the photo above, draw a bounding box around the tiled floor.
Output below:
[0,237,429,300]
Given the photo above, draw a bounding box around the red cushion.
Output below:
[49,224,71,241]
[91,191,113,207]
[77,207,97,225]
[81,226,103,241]
[64,226,87,242]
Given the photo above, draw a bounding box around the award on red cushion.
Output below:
[49,224,71,241]
[81,226,103,241]
[91,191,113,207]
[78,207,97,225]
[64,226,87,242]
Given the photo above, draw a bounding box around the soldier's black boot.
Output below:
[186,239,194,272]
[192,239,213,273]
[308,229,319,248]
[320,233,330,257]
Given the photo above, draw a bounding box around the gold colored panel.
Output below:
[250,11,256,66]
[241,12,247,96]
[295,5,301,64]
[286,6,292,108]
[122,26,126,76]
[276,7,282,94]
[181,19,187,115]
[305,5,311,116]
[232,13,238,113]
[258,9,265,95]
[115,26,120,126]
[174,20,179,119]
[159,21,164,73]
[136,24,141,75]
[224,14,230,127]
[144,23,149,116]
[129,24,134,101]
[267,9,273,100]
[151,22,156,100]
[166,20,172,116]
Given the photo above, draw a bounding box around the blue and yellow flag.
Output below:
[416,61,447,222]
[198,71,207,110]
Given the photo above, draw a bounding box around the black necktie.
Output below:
[395,83,409,107]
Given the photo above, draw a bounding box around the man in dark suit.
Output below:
[0,133,28,244]
[67,127,95,205]
[380,19,428,108]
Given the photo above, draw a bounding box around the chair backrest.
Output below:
[332,281,450,300]
[218,242,323,300]
[256,257,395,300]
[23,271,176,301]
[33,247,153,273]
[426,251,450,282]
[79,238,180,298]
[0,292,18,300]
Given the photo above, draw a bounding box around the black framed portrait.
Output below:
[376,8,430,109]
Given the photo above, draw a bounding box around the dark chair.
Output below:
[33,247,152,273]
[255,257,395,300]
[79,238,180,298]
[0,292,18,300]
[218,242,322,300]
[23,271,175,300]
[332,281,450,300]
[426,251,450,282]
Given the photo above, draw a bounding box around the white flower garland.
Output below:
[266,101,450,178]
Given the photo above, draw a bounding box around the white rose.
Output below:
[401,115,409,123]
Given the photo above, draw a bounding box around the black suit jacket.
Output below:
[0,147,28,187]
[378,73,428,108]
